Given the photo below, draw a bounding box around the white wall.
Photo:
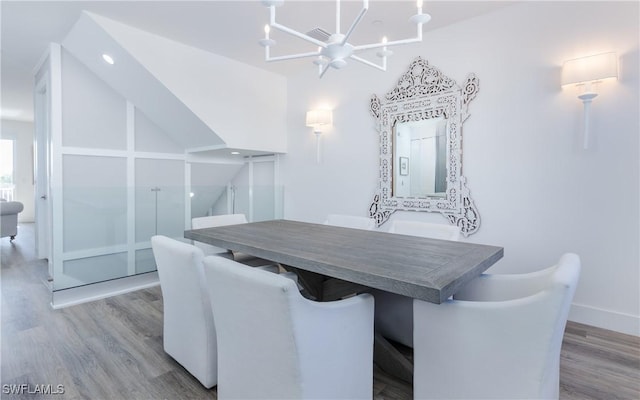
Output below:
[1,119,35,222]
[86,12,288,154]
[281,2,639,335]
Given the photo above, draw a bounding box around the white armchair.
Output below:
[413,253,581,399]
[325,214,376,230]
[202,255,375,400]
[0,200,24,241]
[374,220,461,347]
[150,235,217,388]
[192,214,279,272]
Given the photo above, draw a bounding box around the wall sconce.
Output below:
[561,52,618,149]
[305,109,333,163]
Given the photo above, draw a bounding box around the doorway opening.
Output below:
[0,139,15,201]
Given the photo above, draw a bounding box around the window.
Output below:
[0,139,15,201]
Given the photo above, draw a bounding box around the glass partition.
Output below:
[135,159,185,242]
[190,184,284,223]
[189,158,282,223]
[55,178,283,291]
[51,49,284,294]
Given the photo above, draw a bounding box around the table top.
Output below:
[185,219,503,304]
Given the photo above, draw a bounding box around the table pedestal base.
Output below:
[374,333,413,384]
[284,265,414,384]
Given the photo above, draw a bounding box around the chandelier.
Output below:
[259,0,431,78]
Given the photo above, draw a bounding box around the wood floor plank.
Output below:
[560,322,640,400]
[1,224,638,399]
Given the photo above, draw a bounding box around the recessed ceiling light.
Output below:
[231,151,240,155]
[102,54,114,65]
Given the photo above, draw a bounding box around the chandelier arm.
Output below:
[349,55,386,71]
[269,3,326,47]
[267,50,322,63]
[341,11,367,46]
[354,35,422,51]
[270,22,328,48]
[336,0,341,34]
[261,0,426,75]
[319,63,332,78]
[340,2,369,46]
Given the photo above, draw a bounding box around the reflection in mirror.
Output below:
[393,117,447,198]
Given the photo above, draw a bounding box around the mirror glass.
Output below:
[392,117,447,198]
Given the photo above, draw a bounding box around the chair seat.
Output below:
[233,251,280,272]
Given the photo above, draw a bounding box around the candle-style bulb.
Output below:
[260,24,276,47]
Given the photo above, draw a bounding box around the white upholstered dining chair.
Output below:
[413,253,581,399]
[192,213,278,272]
[325,214,376,230]
[202,255,375,400]
[150,235,217,388]
[374,220,461,347]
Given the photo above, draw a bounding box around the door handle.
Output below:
[40,195,47,199]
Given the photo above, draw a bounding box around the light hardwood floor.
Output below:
[1,224,639,399]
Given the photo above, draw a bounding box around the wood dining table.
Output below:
[185,219,504,382]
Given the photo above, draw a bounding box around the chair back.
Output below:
[325,214,375,230]
[191,214,248,255]
[540,253,581,397]
[413,253,581,399]
[389,220,460,241]
[151,235,217,388]
[192,214,248,229]
[203,255,374,399]
[455,254,577,302]
[203,256,306,399]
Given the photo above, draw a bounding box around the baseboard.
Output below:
[570,302,640,337]
[51,272,159,309]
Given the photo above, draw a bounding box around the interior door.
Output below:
[34,73,52,277]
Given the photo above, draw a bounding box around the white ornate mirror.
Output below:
[368,57,481,236]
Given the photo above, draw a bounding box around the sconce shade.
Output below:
[306,109,333,163]
[306,109,333,129]
[561,52,618,86]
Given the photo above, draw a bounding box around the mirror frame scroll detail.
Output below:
[368,57,481,236]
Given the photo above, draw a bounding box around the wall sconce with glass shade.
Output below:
[305,109,333,163]
[561,52,618,149]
